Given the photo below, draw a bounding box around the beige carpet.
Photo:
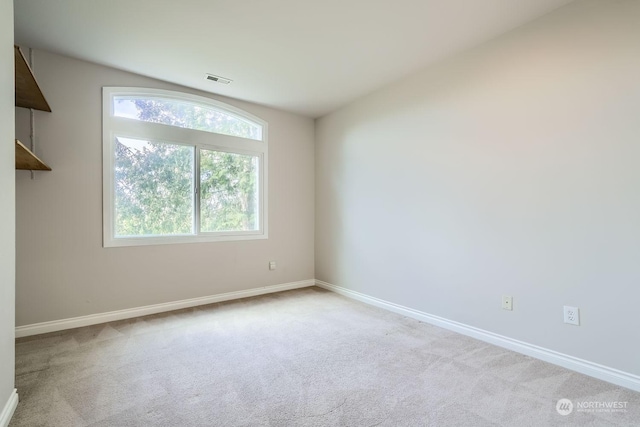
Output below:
[10,287,640,426]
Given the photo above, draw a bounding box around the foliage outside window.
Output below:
[103,87,267,247]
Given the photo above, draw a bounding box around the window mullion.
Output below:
[194,146,201,236]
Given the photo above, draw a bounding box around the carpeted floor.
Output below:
[10,286,640,426]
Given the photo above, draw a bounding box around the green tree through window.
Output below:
[114,138,194,236]
[200,149,258,232]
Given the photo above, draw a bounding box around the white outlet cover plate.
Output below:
[563,306,580,325]
[502,296,513,311]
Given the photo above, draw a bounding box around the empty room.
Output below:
[2,0,640,425]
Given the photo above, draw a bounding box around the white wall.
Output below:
[0,0,16,417]
[15,51,315,326]
[316,0,640,376]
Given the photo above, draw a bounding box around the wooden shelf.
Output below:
[14,45,51,112]
[14,45,52,172]
[15,140,51,171]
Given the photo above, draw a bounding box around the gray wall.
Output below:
[0,0,16,413]
[316,0,640,376]
[15,51,315,326]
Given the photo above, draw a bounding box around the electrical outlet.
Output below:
[502,296,513,311]
[563,306,580,326]
[269,261,276,271]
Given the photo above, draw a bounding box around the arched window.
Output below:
[102,87,268,247]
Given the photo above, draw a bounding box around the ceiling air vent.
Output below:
[205,74,232,85]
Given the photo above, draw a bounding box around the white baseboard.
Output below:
[0,389,18,427]
[15,280,315,338]
[316,280,640,393]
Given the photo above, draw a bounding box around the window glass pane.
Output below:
[114,137,194,237]
[200,149,259,232]
[114,97,262,141]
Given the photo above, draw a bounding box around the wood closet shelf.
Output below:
[15,140,51,171]
[14,45,52,171]
[14,45,51,112]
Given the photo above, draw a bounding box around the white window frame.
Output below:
[102,87,268,247]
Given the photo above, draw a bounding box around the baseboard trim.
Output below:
[15,280,315,338]
[316,280,640,392]
[0,389,18,427]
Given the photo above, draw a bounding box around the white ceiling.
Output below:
[14,0,575,118]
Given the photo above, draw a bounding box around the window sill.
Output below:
[103,232,268,248]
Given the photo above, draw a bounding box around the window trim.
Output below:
[102,87,268,248]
